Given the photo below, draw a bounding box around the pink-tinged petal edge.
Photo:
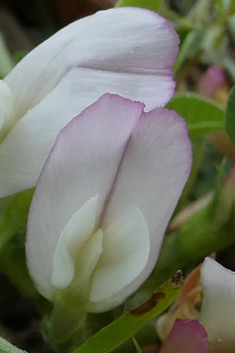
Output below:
[159,319,209,353]
[26,94,192,309]
[100,107,192,303]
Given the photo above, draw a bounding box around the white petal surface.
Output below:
[102,108,192,299]
[26,95,143,299]
[59,229,104,310]
[51,196,98,291]
[199,257,235,353]
[0,7,178,197]
[72,228,104,289]
[54,229,104,311]
[0,69,162,196]
[89,206,150,312]
[4,8,178,118]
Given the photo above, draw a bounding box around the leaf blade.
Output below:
[0,337,25,353]
[166,93,225,136]
[225,84,235,146]
[73,274,183,353]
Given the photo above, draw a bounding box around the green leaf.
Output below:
[0,336,25,353]
[167,94,225,211]
[0,32,15,78]
[116,0,163,12]
[13,51,28,64]
[0,189,34,249]
[166,94,225,136]
[0,189,51,315]
[176,27,192,49]
[214,0,225,16]
[73,274,183,353]
[173,29,204,74]
[225,84,235,146]
[228,2,235,15]
[220,0,235,16]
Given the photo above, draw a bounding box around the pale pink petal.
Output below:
[26,94,143,298]
[159,319,209,353]
[102,108,192,299]
[199,257,235,353]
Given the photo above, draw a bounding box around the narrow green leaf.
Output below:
[173,29,204,74]
[73,273,183,353]
[214,0,225,16]
[166,94,225,136]
[222,0,235,16]
[176,27,192,49]
[116,0,163,12]
[0,336,25,353]
[228,3,235,15]
[225,84,235,146]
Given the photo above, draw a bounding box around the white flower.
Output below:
[26,94,192,313]
[0,7,178,197]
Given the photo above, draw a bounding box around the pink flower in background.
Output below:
[0,7,179,197]
[198,66,226,98]
[159,319,209,353]
[26,94,192,313]
[158,257,235,353]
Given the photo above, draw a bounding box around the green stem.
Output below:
[45,306,87,353]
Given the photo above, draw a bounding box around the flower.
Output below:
[157,257,235,353]
[26,94,192,313]
[198,66,226,100]
[158,319,209,353]
[199,257,235,353]
[0,7,179,197]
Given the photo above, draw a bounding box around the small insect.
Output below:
[130,291,166,316]
[171,270,183,288]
